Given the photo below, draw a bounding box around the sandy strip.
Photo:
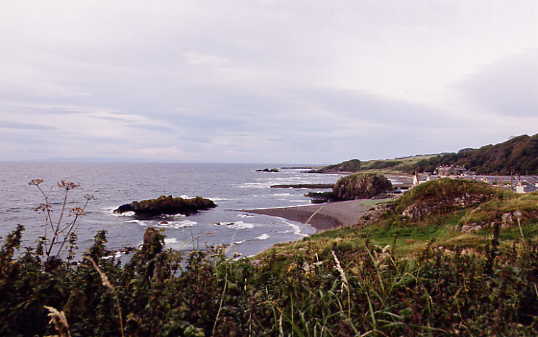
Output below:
[242,200,372,231]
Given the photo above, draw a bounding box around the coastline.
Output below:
[242,199,376,231]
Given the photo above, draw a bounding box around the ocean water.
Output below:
[0,163,342,257]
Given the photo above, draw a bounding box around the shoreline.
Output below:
[242,199,376,231]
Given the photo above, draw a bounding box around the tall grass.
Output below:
[0,225,536,336]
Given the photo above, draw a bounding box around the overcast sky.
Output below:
[1,0,537,163]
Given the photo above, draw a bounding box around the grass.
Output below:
[461,192,538,227]
[353,154,438,174]
[259,187,538,262]
[395,178,505,212]
[317,155,438,174]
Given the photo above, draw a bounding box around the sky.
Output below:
[0,0,537,164]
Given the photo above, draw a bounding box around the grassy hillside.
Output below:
[413,134,538,174]
[313,155,436,174]
[315,133,538,175]
[263,183,534,256]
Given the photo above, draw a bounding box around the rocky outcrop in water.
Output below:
[114,195,217,217]
[256,168,280,172]
[303,174,392,203]
[333,173,393,200]
[304,191,336,203]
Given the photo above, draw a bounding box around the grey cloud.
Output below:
[459,50,538,116]
[127,124,177,134]
[0,121,56,130]
[0,1,536,163]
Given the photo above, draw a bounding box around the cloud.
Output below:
[0,121,56,130]
[459,50,538,116]
[0,1,537,162]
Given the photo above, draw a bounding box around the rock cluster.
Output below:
[333,173,393,200]
[401,192,491,220]
[356,204,394,227]
[256,168,280,172]
[114,195,217,217]
[460,209,538,232]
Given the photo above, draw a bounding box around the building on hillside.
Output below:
[413,172,420,186]
[436,165,471,177]
[515,181,538,194]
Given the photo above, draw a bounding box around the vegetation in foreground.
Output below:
[1,223,537,337]
[1,179,537,336]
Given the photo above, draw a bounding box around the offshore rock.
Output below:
[114,195,216,217]
[256,168,280,172]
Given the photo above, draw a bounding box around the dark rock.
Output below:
[114,195,217,217]
[256,168,280,172]
[304,191,336,203]
[333,173,393,200]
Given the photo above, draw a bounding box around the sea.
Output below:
[0,162,343,258]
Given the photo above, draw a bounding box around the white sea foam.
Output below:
[209,197,230,201]
[280,219,308,237]
[272,193,292,197]
[125,219,196,229]
[104,206,135,217]
[225,221,255,230]
[103,251,122,260]
[238,182,273,189]
[233,240,246,245]
[237,214,254,218]
[125,219,148,226]
[164,237,192,250]
[256,233,270,240]
[157,220,197,229]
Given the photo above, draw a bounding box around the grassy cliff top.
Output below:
[313,155,436,174]
[258,179,536,263]
[395,178,506,212]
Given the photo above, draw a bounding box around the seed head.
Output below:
[34,203,52,212]
[71,208,86,216]
[29,178,44,186]
[58,180,79,190]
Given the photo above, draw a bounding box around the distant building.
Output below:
[436,165,470,177]
[413,172,420,186]
[515,182,538,194]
